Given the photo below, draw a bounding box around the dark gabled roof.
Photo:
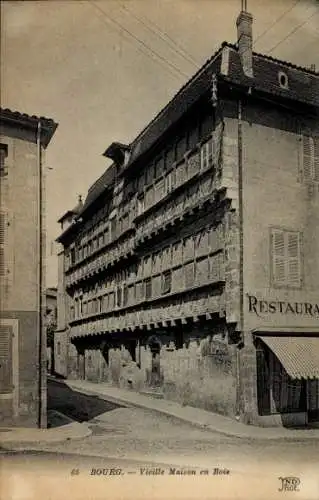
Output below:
[121,43,318,173]
[57,39,319,241]
[57,210,76,224]
[226,44,319,108]
[0,107,58,148]
[80,164,116,215]
[127,46,224,166]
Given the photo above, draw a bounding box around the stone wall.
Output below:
[75,334,237,418]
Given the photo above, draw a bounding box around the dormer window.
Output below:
[0,143,8,177]
[103,142,130,168]
[278,71,289,89]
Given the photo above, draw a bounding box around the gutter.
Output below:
[235,99,244,420]
[37,121,44,428]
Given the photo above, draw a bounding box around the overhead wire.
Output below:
[253,0,300,47]
[90,1,189,80]
[118,2,201,69]
[267,8,319,54]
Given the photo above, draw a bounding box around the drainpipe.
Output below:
[236,99,244,420]
[37,121,44,427]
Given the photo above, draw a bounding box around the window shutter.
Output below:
[314,136,319,182]
[302,135,313,181]
[287,231,301,286]
[0,325,13,393]
[271,229,286,285]
[303,135,319,182]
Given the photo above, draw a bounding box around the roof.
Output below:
[79,164,116,215]
[257,335,319,379]
[0,107,58,148]
[125,43,318,171]
[57,39,319,236]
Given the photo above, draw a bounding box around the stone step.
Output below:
[139,390,164,400]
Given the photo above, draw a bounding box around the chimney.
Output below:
[236,9,253,78]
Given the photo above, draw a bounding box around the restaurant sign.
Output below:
[247,294,319,317]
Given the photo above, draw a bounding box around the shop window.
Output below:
[302,135,319,182]
[257,346,307,415]
[271,228,302,288]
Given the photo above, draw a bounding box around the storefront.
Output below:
[253,330,319,427]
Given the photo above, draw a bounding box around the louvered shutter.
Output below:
[287,231,301,287]
[0,325,13,393]
[302,136,313,181]
[271,230,286,285]
[314,136,319,182]
[0,212,6,277]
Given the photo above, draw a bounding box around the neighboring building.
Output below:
[45,287,57,374]
[0,108,58,428]
[55,196,83,378]
[56,10,319,427]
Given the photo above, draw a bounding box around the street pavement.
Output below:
[2,378,318,500]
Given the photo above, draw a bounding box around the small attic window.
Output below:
[278,71,289,89]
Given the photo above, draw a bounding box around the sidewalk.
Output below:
[0,414,91,448]
[65,379,319,441]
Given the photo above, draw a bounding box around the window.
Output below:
[0,144,8,177]
[137,195,145,216]
[116,287,122,308]
[271,229,302,288]
[176,134,187,162]
[144,277,152,299]
[278,71,289,89]
[162,270,171,294]
[200,137,214,170]
[165,171,174,194]
[302,135,319,182]
[57,342,61,356]
[257,345,306,416]
[70,248,76,264]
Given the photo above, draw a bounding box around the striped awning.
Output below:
[257,336,319,380]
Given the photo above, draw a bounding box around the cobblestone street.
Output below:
[23,379,319,475]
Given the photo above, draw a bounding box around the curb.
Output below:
[0,421,92,450]
[64,381,319,442]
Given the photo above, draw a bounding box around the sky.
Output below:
[1,0,318,286]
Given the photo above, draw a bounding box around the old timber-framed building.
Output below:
[56,10,319,427]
